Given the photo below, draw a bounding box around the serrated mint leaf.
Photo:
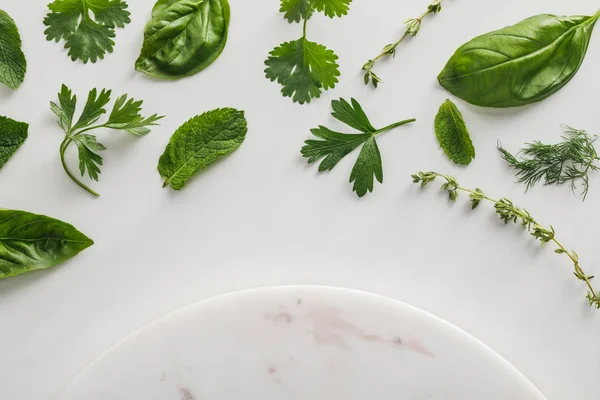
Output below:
[158,108,248,190]
[434,99,475,166]
[265,38,339,104]
[0,116,28,169]
[0,10,27,90]
[44,0,131,63]
[280,0,312,22]
[0,209,93,279]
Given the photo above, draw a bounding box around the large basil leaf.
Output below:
[135,0,230,80]
[438,12,600,107]
[0,210,93,279]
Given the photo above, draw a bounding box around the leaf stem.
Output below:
[59,137,100,197]
[374,118,417,136]
[303,1,315,38]
[412,171,600,309]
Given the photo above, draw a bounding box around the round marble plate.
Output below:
[59,286,545,400]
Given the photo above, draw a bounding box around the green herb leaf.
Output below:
[0,10,26,90]
[135,0,230,80]
[0,116,28,169]
[434,99,475,166]
[105,94,164,135]
[313,0,352,18]
[72,88,112,132]
[44,0,131,63]
[73,134,105,181]
[265,38,339,104]
[280,0,312,22]
[0,209,93,279]
[301,98,415,197]
[158,108,248,190]
[50,84,77,133]
[438,11,600,107]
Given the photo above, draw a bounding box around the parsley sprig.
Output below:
[265,0,351,104]
[302,98,415,197]
[362,0,443,87]
[498,127,600,200]
[51,84,163,197]
[412,171,600,309]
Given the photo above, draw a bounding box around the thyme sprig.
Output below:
[498,127,600,200]
[412,171,600,309]
[362,0,443,87]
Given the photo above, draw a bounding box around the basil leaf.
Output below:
[135,0,230,80]
[0,116,28,169]
[434,99,475,166]
[438,12,600,107]
[0,9,27,89]
[158,108,247,190]
[0,210,93,279]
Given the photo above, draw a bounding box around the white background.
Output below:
[1,0,599,399]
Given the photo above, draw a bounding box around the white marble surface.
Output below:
[1,1,599,399]
[60,287,545,400]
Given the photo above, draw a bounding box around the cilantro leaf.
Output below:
[105,95,164,136]
[313,0,352,18]
[74,134,105,181]
[301,98,415,197]
[265,38,339,104]
[0,116,28,169]
[434,99,475,166]
[280,0,312,23]
[43,0,131,63]
[0,10,27,90]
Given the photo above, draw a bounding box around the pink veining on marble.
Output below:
[305,305,435,357]
[265,312,294,323]
[180,387,195,400]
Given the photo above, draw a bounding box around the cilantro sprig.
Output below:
[265,0,352,104]
[302,98,415,197]
[44,0,131,63]
[51,84,164,196]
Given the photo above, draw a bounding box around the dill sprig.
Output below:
[362,0,443,88]
[498,127,600,200]
[411,171,600,310]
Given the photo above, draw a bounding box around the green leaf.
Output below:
[331,97,376,133]
[265,38,339,104]
[280,0,312,22]
[350,136,382,197]
[158,108,248,190]
[301,97,415,197]
[105,94,164,135]
[72,88,112,131]
[0,116,28,169]
[438,12,600,107]
[0,209,93,279]
[50,84,77,133]
[74,134,105,181]
[434,99,475,166]
[313,0,352,18]
[44,0,131,63]
[135,0,230,80]
[0,10,27,90]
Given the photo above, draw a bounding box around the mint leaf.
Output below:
[434,99,475,166]
[0,10,27,89]
[44,0,131,63]
[280,0,312,22]
[265,38,339,104]
[0,116,28,169]
[105,94,163,136]
[72,88,112,131]
[158,108,248,190]
[350,136,382,197]
[74,134,105,181]
[0,209,93,279]
[301,98,415,197]
[313,0,352,18]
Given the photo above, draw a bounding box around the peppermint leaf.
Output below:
[434,99,475,166]
[265,38,339,104]
[0,10,27,89]
[158,108,248,190]
[0,116,28,169]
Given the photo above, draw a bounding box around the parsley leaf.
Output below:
[43,0,131,63]
[51,84,164,196]
[313,0,352,18]
[280,0,312,23]
[302,98,415,197]
[265,39,339,104]
[434,99,475,166]
[0,10,27,90]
